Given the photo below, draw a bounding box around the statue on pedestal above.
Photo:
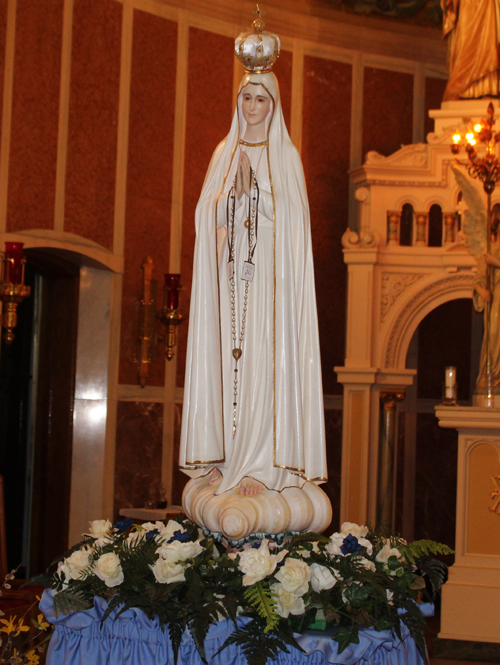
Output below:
[179,13,331,541]
[453,166,500,403]
[442,0,500,101]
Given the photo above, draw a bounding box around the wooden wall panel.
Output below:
[362,67,413,159]
[0,0,6,155]
[64,0,121,249]
[302,56,352,395]
[424,76,447,138]
[119,10,177,386]
[176,28,234,387]
[7,0,63,232]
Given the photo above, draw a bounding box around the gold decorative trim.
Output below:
[240,139,268,147]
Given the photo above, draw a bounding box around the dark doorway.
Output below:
[0,250,79,576]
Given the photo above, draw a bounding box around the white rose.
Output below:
[376,541,402,565]
[358,557,376,572]
[275,558,311,597]
[271,582,305,618]
[126,531,146,546]
[238,540,287,587]
[94,553,124,587]
[84,519,113,546]
[325,534,344,557]
[63,547,92,580]
[340,522,369,539]
[310,563,338,592]
[151,557,186,584]
[386,589,394,605]
[155,538,204,563]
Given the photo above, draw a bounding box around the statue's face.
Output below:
[241,85,271,128]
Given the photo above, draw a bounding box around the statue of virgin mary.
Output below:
[179,16,331,540]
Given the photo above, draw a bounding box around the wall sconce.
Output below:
[138,256,184,387]
[0,242,30,345]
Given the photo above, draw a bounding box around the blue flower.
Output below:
[168,530,191,543]
[341,534,362,555]
[114,518,133,534]
[146,529,159,541]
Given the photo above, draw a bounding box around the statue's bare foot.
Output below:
[208,468,222,486]
[239,477,265,495]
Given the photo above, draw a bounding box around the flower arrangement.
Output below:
[0,568,53,664]
[34,517,453,665]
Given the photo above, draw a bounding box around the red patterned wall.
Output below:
[176,28,234,387]
[119,10,177,386]
[64,0,121,249]
[362,67,413,159]
[302,56,352,395]
[273,49,292,131]
[7,0,63,232]
[0,0,6,154]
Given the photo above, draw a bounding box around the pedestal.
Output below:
[435,406,500,645]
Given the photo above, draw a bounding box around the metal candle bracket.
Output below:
[138,256,184,388]
[451,103,500,407]
[0,242,30,345]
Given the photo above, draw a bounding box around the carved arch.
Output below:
[383,273,475,369]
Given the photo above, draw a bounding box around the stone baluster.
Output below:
[377,390,405,531]
[443,212,456,245]
[414,212,428,247]
[386,211,400,246]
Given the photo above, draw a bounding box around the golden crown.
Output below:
[235,12,280,73]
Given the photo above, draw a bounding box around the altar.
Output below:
[40,591,433,665]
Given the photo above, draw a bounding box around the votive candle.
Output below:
[164,273,180,310]
[4,242,24,284]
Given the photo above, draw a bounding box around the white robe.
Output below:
[179,72,327,493]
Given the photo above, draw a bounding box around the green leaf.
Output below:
[243,581,280,633]
[333,625,360,653]
[168,619,184,665]
[214,618,297,665]
[53,589,93,617]
[402,540,454,565]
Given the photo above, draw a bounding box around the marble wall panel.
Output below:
[119,10,177,386]
[273,49,292,131]
[114,401,163,519]
[64,0,121,249]
[177,28,234,387]
[171,401,185,506]
[7,0,63,232]
[362,67,413,159]
[424,76,448,138]
[302,56,352,395]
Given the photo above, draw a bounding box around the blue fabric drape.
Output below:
[40,590,431,665]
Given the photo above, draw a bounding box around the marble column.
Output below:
[377,390,404,530]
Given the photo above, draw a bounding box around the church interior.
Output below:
[0,0,498,663]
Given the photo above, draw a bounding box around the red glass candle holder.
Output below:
[4,242,24,284]
[164,273,180,310]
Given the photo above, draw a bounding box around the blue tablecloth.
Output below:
[40,590,432,665]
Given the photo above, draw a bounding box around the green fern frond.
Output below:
[402,540,454,565]
[52,589,93,617]
[243,581,280,633]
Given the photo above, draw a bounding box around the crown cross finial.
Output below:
[235,6,280,73]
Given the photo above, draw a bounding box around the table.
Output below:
[40,590,431,665]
